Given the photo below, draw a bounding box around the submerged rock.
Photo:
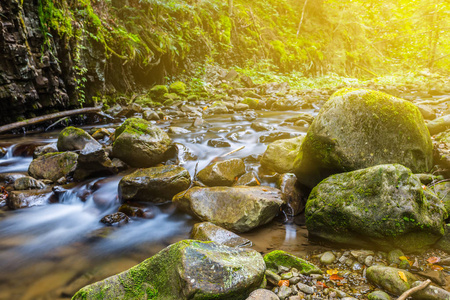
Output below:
[112,118,171,167]
[57,126,102,153]
[100,212,129,226]
[191,222,252,247]
[294,88,433,188]
[261,136,304,174]
[173,186,283,232]
[28,152,78,182]
[73,240,265,300]
[119,165,191,203]
[197,158,245,186]
[306,164,447,252]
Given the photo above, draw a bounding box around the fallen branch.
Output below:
[416,96,450,106]
[0,106,102,134]
[220,145,245,157]
[397,279,431,300]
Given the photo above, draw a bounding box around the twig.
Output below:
[220,145,245,157]
[416,96,450,106]
[397,279,431,300]
[45,117,69,131]
[296,0,308,37]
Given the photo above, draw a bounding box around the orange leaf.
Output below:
[278,280,290,287]
[330,274,344,281]
[427,256,440,264]
[431,265,444,271]
[316,281,328,288]
[398,271,407,282]
[255,178,261,185]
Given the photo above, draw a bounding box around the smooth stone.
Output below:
[246,289,279,300]
[57,126,102,153]
[366,265,418,295]
[190,222,252,247]
[320,251,336,265]
[28,152,78,182]
[13,176,46,190]
[100,212,129,226]
[197,158,245,186]
[296,282,314,294]
[367,290,391,300]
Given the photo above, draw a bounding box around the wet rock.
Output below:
[7,190,51,209]
[367,290,391,300]
[111,158,128,171]
[168,126,190,134]
[118,204,155,219]
[261,136,304,174]
[73,240,265,300]
[57,126,102,153]
[204,105,229,115]
[0,173,26,184]
[259,132,295,143]
[191,117,207,128]
[415,174,442,185]
[427,114,450,135]
[306,164,447,252]
[320,251,336,265]
[285,113,314,124]
[435,224,450,253]
[246,289,279,300]
[33,143,58,158]
[207,139,231,148]
[277,285,293,299]
[13,176,45,190]
[295,88,433,188]
[73,149,117,181]
[149,85,168,102]
[143,109,160,121]
[416,270,446,286]
[91,128,112,140]
[366,265,418,295]
[100,212,129,226]
[234,171,260,186]
[264,250,322,275]
[197,158,245,186]
[388,249,405,265]
[265,269,281,285]
[415,104,436,120]
[251,122,273,131]
[411,280,450,300]
[277,173,304,216]
[0,146,6,158]
[235,103,250,111]
[191,222,252,247]
[174,186,283,232]
[28,152,78,182]
[112,118,171,167]
[119,165,190,204]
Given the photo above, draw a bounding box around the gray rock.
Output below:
[168,126,190,134]
[207,139,231,148]
[261,136,304,174]
[426,114,450,135]
[320,251,335,265]
[73,148,117,181]
[7,190,51,209]
[57,126,102,153]
[13,176,45,190]
[251,122,273,131]
[277,173,304,216]
[295,88,433,188]
[277,285,293,300]
[100,212,129,226]
[73,240,265,300]
[190,222,252,247]
[411,280,450,300]
[28,152,78,182]
[388,249,405,265]
[33,143,58,158]
[119,165,190,204]
[246,289,279,300]
[143,109,160,121]
[366,265,418,295]
[367,290,391,300]
[112,118,171,168]
[197,158,245,186]
[296,282,314,294]
[173,186,283,232]
[265,269,281,285]
[0,173,26,184]
[306,164,447,252]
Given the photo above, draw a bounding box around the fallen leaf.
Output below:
[255,178,260,185]
[278,280,289,287]
[431,265,444,271]
[398,271,407,282]
[316,281,328,288]
[326,269,338,275]
[203,106,208,110]
[427,256,440,264]
[330,274,344,281]
[399,256,409,261]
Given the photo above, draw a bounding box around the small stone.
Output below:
[100,212,129,226]
[296,283,314,294]
[320,251,335,265]
[289,276,301,285]
[281,272,293,280]
[368,290,391,300]
[387,249,404,265]
[365,255,374,267]
[278,265,290,273]
[352,261,363,271]
[246,289,279,300]
[345,258,354,267]
[310,274,323,280]
[339,255,348,264]
[277,285,293,300]
[266,269,282,285]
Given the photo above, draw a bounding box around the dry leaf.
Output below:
[278,280,290,287]
[398,271,407,282]
[330,274,344,281]
[431,265,444,271]
[326,269,338,275]
[426,256,440,264]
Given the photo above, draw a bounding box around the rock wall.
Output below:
[0,0,81,125]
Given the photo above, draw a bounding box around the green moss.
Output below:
[169,81,186,94]
[263,250,322,275]
[241,98,259,109]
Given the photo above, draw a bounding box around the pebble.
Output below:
[365,255,374,267]
[296,283,314,294]
[320,251,335,265]
[277,285,293,300]
[367,290,391,300]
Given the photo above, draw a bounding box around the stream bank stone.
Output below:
[264,250,322,275]
[261,136,304,174]
[306,164,447,253]
[173,186,283,232]
[57,126,102,153]
[119,165,190,204]
[112,118,171,167]
[191,222,252,247]
[294,88,433,188]
[197,158,245,186]
[28,152,78,182]
[72,240,265,300]
[366,266,418,295]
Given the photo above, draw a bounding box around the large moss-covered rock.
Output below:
[197,158,246,186]
[294,88,433,188]
[435,224,450,253]
[429,181,450,217]
[149,85,169,102]
[169,81,186,95]
[57,126,102,153]
[173,186,283,232]
[306,164,447,252]
[72,240,265,300]
[261,136,304,174]
[119,165,191,203]
[112,118,171,167]
[264,250,322,275]
[28,152,78,182]
[366,266,417,295]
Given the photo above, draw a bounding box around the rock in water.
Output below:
[197,158,246,186]
[72,240,265,300]
[57,126,102,153]
[173,186,283,232]
[28,152,78,182]
[366,266,417,295]
[112,118,171,167]
[191,222,252,247]
[119,165,191,203]
[294,88,433,188]
[306,164,447,252]
[261,136,304,174]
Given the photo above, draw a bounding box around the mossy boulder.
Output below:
[119,165,191,204]
[264,250,322,275]
[57,126,102,153]
[191,222,252,247]
[366,266,418,295]
[169,81,186,95]
[28,152,78,182]
[241,98,259,109]
[261,136,305,174]
[72,240,265,300]
[197,158,246,186]
[149,85,169,102]
[112,118,171,168]
[429,181,450,217]
[435,224,450,253]
[294,88,433,188]
[306,164,447,253]
[173,186,283,232]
